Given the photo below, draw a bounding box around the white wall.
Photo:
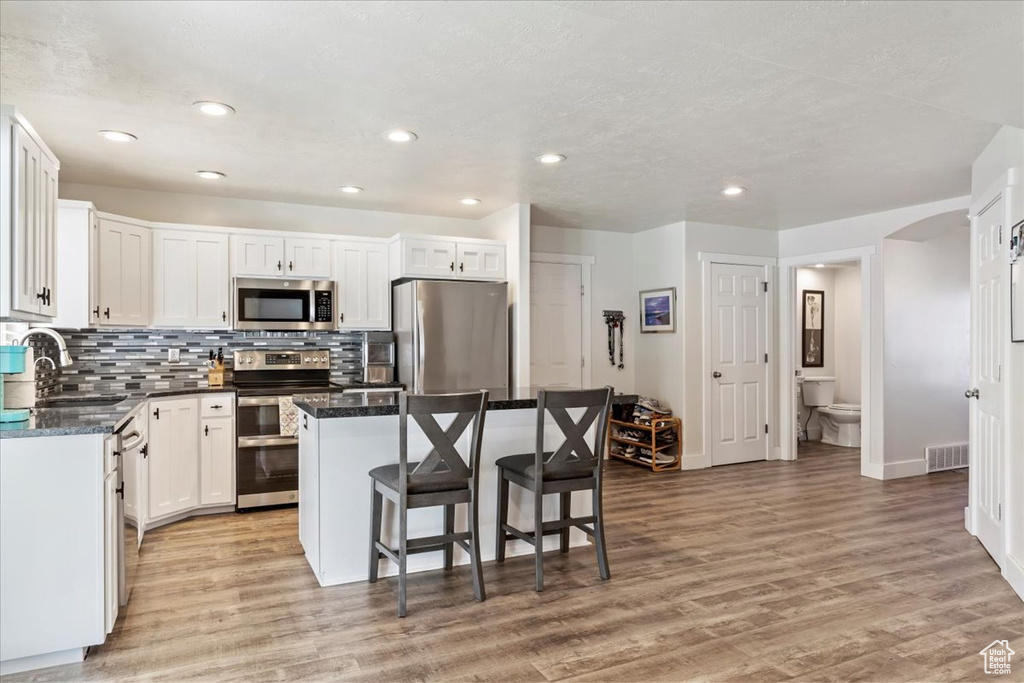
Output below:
[60,182,493,239]
[530,225,636,393]
[833,266,862,404]
[882,228,970,463]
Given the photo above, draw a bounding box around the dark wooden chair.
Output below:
[495,387,614,591]
[368,390,489,617]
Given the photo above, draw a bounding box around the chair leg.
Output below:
[443,504,455,570]
[534,486,545,592]
[559,491,571,553]
[592,485,610,581]
[469,489,486,602]
[496,470,509,563]
[398,504,408,617]
[368,482,383,583]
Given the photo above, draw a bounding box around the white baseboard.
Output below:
[681,453,711,470]
[880,458,928,480]
[1003,554,1024,603]
[771,446,782,460]
[861,461,884,480]
[964,506,974,535]
[0,647,86,675]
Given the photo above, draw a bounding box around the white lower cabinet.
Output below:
[200,416,234,506]
[147,397,199,520]
[103,466,118,635]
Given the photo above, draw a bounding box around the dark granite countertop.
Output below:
[0,384,238,440]
[294,387,638,419]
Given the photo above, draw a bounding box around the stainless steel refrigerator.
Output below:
[393,280,508,392]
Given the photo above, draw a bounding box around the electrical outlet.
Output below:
[168,348,181,363]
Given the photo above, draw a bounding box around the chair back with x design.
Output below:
[534,387,614,481]
[399,391,489,494]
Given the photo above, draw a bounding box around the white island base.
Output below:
[298,407,595,587]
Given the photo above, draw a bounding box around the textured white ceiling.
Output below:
[1,1,1020,231]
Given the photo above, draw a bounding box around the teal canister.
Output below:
[0,345,28,374]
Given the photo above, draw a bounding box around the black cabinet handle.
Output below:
[459,263,464,272]
[93,306,100,318]
[339,313,344,324]
[222,311,227,322]
[46,287,51,305]
[115,483,124,499]
[449,261,455,272]
[36,291,45,301]
[204,425,209,436]
[141,443,148,459]
[277,260,282,271]
[289,261,294,271]
[104,307,110,319]
[153,407,160,419]
[303,414,308,430]
[211,404,223,409]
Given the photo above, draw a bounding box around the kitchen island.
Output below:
[294,387,636,587]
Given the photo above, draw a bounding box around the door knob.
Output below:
[712,371,722,379]
[965,388,979,399]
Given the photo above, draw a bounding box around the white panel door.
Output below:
[97,218,151,326]
[152,231,193,326]
[970,195,1005,566]
[711,263,767,465]
[530,262,583,387]
[200,417,234,506]
[285,237,332,278]
[335,240,390,329]
[232,235,284,277]
[457,243,506,281]
[402,238,457,278]
[147,398,199,519]
[194,233,230,328]
[11,123,41,315]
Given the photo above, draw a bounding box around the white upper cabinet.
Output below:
[284,237,331,278]
[96,216,151,327]
[334,240,390,330]
[232,235,331,278]
[52,202,94,329]
[152,229,230,328]
[1,108,60,321]
[389,235,505,281]
[457,242,506,280]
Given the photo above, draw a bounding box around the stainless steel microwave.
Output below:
[233,278,336,331]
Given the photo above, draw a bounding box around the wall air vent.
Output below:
[925,443,969,473]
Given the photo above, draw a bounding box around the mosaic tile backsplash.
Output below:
[25,329,365,397]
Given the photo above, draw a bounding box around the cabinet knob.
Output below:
[36,291,45,301]
[450,261,455,272]
[277,260,282,271]
[115,483,124,500]
[459,263,464,272]
[222,311,227,322]
[289,261,294,271]
[211,404,223,409]
[204,425,209,436]
[104,307,110,319]
[45,287,51,306]
[153,407,160,419]
[93,306,100,318]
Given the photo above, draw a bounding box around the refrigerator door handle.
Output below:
[415,301,426,393]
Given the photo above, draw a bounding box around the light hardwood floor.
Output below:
[10,444,1023,682]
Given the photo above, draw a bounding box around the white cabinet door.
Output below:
[103,469,118,635]
[37,150,59,317]
[400,238,457,278]
[97,217,151,326]
[457,242,506,281]
[200,417,234,506]
[153,230,230,328]
[89,213,101,327]
[298,413,319,572]
[151,231,193,327]
[232,235,285,277]
[11,123,41,315]
[335,240,390,330]
[194,233,230,328]
[147,398,198,520]
[285,237,332,278]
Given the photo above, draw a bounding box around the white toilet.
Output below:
[801,377,861,448]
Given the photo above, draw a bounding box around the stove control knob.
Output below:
[304,357,311,364]
[320,356,328,364]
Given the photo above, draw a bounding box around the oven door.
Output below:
[234,278,325,331]
[236,396,299,508]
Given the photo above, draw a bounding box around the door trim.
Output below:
[530,253,595,388]
[778,246,875,479]
[699,252,776,467]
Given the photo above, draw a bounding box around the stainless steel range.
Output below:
[233,348,339,509]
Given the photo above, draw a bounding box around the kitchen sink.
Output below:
[39,396,128,408]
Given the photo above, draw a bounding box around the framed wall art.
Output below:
[639,287,676,333]
[802,289,825,367]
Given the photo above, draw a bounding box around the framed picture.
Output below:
[639,287,676,333]
[802,289,825,367]
[1011,221,1023,343]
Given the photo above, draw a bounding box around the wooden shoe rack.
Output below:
[607,417,682,472]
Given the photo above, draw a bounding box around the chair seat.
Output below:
[495,453,593,481]
[369,462,469,494]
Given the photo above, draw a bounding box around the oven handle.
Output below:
[237,435,299,449]
[238,396,285,407]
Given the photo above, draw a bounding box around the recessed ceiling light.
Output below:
[196,170,226,180]
[814,263,825,268]
[459,198,481,206]
[721,186,745,196]
[339,186,363,194]
[98,130,137,143]
[536,153,566,164]
[384,129,417,143]
[193,101,235,116]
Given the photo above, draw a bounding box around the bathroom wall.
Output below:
[882,226,970,462]
[795,268,836,379]
[833,265,862,404]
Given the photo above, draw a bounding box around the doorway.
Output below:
[530,261,584,387]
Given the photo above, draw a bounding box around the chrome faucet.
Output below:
[14,328,73,367]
